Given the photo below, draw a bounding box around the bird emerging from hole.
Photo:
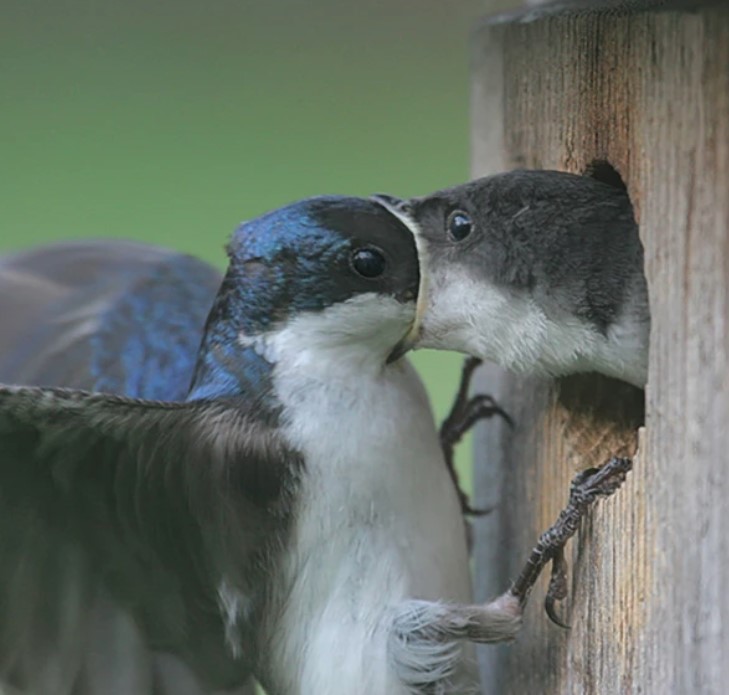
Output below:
[374,168,650,388]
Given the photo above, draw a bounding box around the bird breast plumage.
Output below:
[257,357,478,695]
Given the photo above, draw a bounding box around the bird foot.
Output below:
[508,457,632,627]
[440,357,513,516]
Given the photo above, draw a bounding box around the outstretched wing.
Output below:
[0,385,301,694]
[0,240,221,398]
[0,240,254,693]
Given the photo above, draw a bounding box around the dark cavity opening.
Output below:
[582,159,628,193]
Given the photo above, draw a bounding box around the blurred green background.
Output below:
[2,0,487,487]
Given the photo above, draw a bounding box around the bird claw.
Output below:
[544,548,570,629]
[508,457,632,625]
[568,459,632,504]
[440,357,513,516]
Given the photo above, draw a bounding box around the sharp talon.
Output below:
[500,409,516,430]
[465,395,514,429]
[548,548,569,598]
[544,549,569,628]
[545,594,570,629]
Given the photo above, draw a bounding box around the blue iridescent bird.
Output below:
[0,198,524,695]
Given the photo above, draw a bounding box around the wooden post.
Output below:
[471,2,729,693]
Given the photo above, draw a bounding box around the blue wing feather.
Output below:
[0,239,221,398]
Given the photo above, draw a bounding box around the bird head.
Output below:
[191,196,424,399]
[373,171,646,383]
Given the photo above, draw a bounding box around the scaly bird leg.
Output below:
[508,457,633,626]
[458,457,632,636]
[439,357,513,516]
[390,457,632,690]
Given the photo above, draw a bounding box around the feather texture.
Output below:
[0,241,260,695]
[0,385,301,693]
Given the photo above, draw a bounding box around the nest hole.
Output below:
[582,159,628,193]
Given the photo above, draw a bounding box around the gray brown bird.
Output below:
[376,169,649,388]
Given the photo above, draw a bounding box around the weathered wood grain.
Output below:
[471,3,729,693]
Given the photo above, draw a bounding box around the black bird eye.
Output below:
[447,210,473,241]
[351,247,387,278]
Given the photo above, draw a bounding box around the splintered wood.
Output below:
[471,3,729,694]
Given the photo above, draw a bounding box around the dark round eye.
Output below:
[447,210,473,241]
[351,247,386,278]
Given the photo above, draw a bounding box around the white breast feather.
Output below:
[244,296,479,695]
[421,269,648,387]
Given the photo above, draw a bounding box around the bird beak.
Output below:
[386,333,415,364]
[371,194,429,364]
